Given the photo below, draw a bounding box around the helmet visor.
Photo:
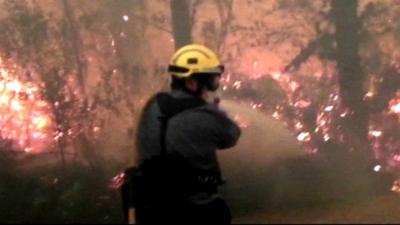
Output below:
[201,65,225,74]
[168,65,190,73]
[168,65,224,74]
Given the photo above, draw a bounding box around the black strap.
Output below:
[159,114,168,156]
[155,93,206,155]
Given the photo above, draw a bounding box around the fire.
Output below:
[374,165,382,172]
[388,93,400,115]
[249,102,263,109]
[365,91,375,98]
[369,130,383,138]
[10,100,24,111]
[272,111,281,119]
[6,80,22,92]
[233,81,242,90]
[221,58,399,173]
[294,100,311,109]
[0,58,54,153]
[297,132,311,142]
[110,172,126,190]
[295,121,304,131]
[289,81,300,92]
[390,101,400,114]
[32,117,48,129]
[322,134,330,142]
[392,180,400,193]
[271,72,281,80]
[324,105,334,112]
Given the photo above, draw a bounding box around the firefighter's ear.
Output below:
[185,77,199,92]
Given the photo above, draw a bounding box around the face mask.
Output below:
[204,74,221,92]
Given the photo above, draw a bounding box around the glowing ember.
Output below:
[392,180,400,193]
[270,72,281,80]
[324,105,334,112]
[306,148,319,154]
[295,121,304,130]
[369,130,383,138]
[250,102,263,109]
[272,111,281,120]
[0,58,54,153]
[54,131,64,141]
[317,116,328,127]
[297,132,311,142]
[289,81,300,92]
[233,81,242,90]
[323,134,331,142]
[294,100,311,108]
[93,126,101,132]
[390,102,400,114]
[365,91,375,98]
[251,61,262,79]
[110,172,126,190]
[32,117,48,129]
[373,165,382,172]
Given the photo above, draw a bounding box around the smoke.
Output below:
[218,99,393,222]
[218,100,303,216]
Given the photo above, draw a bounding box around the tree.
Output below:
[331,0,370,160]
[0,0,152,169]
[170,0,192,49]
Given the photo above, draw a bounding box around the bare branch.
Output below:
[283,33,334,73]
[130,13,172,34]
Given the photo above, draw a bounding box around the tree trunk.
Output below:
[62,0,87,90]
[331,0,371,162]
[170,0,192,49]
[62,0,104,170]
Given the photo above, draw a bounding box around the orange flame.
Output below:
[0,59,54,153]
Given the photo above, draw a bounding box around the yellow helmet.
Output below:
[168,44,224,79]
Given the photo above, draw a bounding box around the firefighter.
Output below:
[130,44,241,224]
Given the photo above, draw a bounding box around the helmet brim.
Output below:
[168,65,224,77]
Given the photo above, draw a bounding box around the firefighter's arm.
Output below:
[204,105,241,149]
[216,118,241,149]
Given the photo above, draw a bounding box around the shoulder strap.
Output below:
[155,92,206,155]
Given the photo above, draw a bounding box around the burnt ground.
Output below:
[233,193,400,224]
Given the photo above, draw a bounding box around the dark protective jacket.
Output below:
[122,89,240,224]
[137,89,241,180]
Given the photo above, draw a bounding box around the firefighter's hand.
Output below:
[128,208,136,224]
[203,92,221,107]
[213,96,221,106]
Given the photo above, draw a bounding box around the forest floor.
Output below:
[233,192,400,224]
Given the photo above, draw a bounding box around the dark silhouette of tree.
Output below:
[331,0,370,161]
[170,0,192,49]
